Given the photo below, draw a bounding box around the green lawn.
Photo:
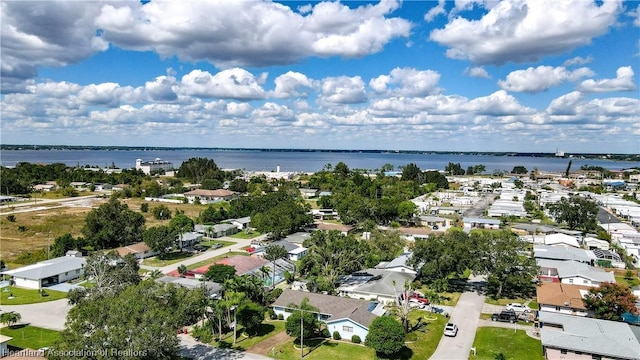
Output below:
[200,239,236,248]
[471,328,543,360]
[271,338,374,360]
[230,231,262,239]
[142,251,194,267]
[484,297,529,306]
[0,325,60,350]
[615,275,640,288]
[405,312,448,359]
[186,251,249,270]
[214,320,286,351]
[0,286,67,305]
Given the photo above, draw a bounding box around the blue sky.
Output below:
[1,0,639,153]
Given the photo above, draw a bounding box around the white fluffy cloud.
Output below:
[464,67,491,79]
[424,0,446,22]
[498,66,594,93]
[273,72,314,98]
[430,0,622,64]
[0,1,110,92]
[94,0,410,68]
[546,91,583,115]
[369,68,441,97]
[179,69,267,100]
[577,66,637,93]
[318,76,367,105]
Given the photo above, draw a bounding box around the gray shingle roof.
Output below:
[272,289,378,328]
[337,269,416,297]
[1,256,86,280]
[537,259,615,283]
[534,245,596,263]
[540,312,640,359]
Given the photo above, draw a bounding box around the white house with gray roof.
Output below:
[1,253,86,289]
[539,311,640,360]
[338,268,416,304]
[272,289,384,341]
[537,259,615,287]
[534,245,596,265]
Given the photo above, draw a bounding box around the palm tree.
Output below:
[264,245,287,288]
[259,266,271,285]
[0,311,21,328]
[149,269,163,280]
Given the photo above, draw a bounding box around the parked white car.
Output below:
[443,323,458,337]
[506,303,530,313]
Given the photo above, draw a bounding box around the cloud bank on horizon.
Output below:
[1,0,638,153]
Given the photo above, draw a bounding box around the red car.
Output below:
[409,294,429,305]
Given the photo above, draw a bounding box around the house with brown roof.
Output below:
[115,242,158,260]
[315,222,354,235]
[183,189,238,204]
[536,282,592,317]
[272,289,384,341]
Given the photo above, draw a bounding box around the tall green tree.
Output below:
[51,233,79,257]
[547,196,599,232]
[470,230,538,298]
[583,282,639,321]
[82,198,145,249]
[0,312,21,328]
[204,264,237,283]
[237,302,265,336]
[365,316,405,357]
[143,225,175,258]
[83,251,140,297]
[284,298,321,340]
[264,245,287,288]
[54,281,201,360]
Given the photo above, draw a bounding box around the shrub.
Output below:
[267,308,276,319]
[277,314,284,320]
[6,214,15,222]
[192,323,213,343]
[140,202,149,213]
[17,225,27,232]
[321,328,330,338]
[351,335,361,344]
[333,331,341,340]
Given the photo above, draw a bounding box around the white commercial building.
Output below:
[135,158,174,175]
[1,252,86,289]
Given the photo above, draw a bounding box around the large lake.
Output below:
[0,149,638,173]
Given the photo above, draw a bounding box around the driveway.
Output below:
[429,292,486,360]
[0,299,70,331]
[179,334,272,360]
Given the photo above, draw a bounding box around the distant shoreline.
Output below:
[2,144,638,162]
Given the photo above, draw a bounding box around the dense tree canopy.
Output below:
[284,298,321,340]
[143,225,175,257]
[365,316,405,357]
[176,157,224,183]
[583,282,639,321]
[54,280,205,360]
[547,195,599,232]
[82,198,146,249]
[204,264,237,283]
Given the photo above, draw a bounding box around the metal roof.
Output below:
[2,256,86,280]
[540,311,640,359]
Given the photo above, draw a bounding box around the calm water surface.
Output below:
[1,149,638,173]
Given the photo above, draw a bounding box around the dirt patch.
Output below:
[246,329,290,356]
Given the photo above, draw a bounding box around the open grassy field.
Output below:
[0,286,67,305]
[0,325,60,350]
[0,196,231,264]
[0,204,97,261]
[271,337,374,360]
[471,328,543,360]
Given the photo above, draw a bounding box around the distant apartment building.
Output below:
[135,158,174,175]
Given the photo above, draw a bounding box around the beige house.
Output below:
[183,189,237,203]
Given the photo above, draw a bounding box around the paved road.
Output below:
[179,334,272,360]
[139,234,269,275]
[0,195,99,214]
[598,207,621,224]
[1,299,69,331]
[462,194,494,217]
[429,291,486,360]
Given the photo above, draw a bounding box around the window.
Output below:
[320,314,330,321]
[342,326,353,333]
[568,279,574,284]
[591,355,601,360]
[560,350,568,354]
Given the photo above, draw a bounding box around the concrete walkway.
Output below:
[0,299,70,331]
[179,333,272,360]
[429,291,486,360]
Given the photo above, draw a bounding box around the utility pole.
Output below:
[47,231,51,259]
[300,308,304,359]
